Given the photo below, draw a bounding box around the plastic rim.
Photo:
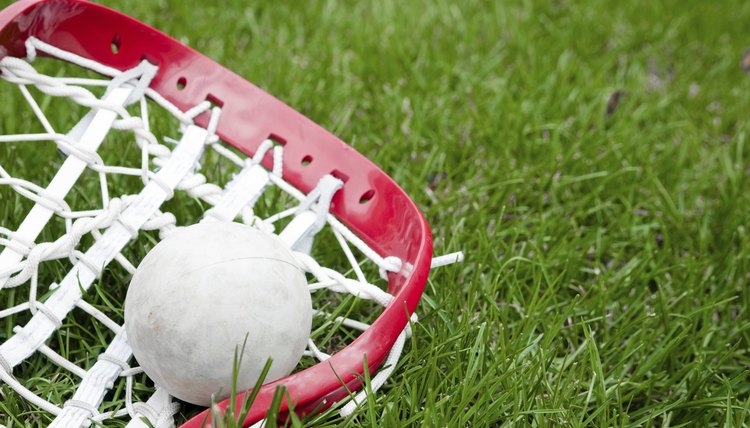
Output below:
[0,0,433,426]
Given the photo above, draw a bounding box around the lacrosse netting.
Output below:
[0,38,462,427]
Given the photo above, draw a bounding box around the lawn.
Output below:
[2,0,750,426]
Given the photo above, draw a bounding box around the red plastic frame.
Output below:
[0,0,433,426]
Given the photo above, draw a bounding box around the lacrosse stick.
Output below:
[0,0,462,426]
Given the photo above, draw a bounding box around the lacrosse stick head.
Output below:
[0,0,432,426]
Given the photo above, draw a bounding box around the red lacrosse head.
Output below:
[0,1,432,426]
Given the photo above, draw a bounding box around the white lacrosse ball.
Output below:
[124,221,312,406]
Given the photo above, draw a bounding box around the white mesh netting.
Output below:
[0,38,461,427]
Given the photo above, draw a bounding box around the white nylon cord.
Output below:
[340,329,407,417]
[0,39,465,427]
[432,251,465,268]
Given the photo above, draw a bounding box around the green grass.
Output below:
[2,0,750,426]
